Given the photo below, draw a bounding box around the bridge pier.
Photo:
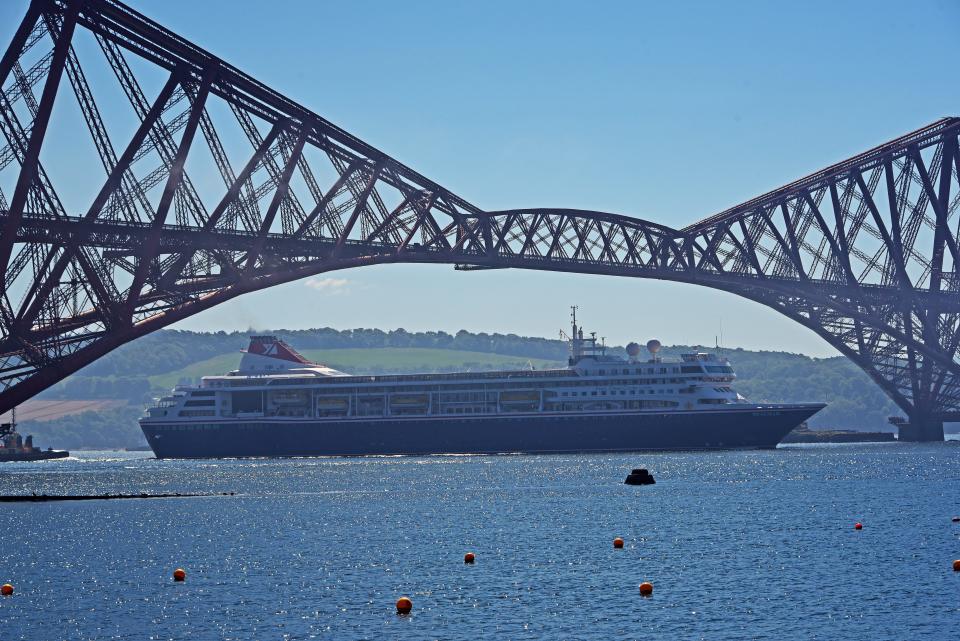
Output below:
[896,414,945,442]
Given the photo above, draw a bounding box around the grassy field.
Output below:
[0,399,128,423]
[147,348,565,390]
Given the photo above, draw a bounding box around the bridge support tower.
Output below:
[891,413,945,442]
[898,418,945,443]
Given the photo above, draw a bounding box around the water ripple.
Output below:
[0,443,958,639]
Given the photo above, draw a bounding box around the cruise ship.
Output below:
[139,313,825,458]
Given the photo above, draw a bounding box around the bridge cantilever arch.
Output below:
[0,0,958,440]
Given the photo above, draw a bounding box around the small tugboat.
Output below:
[0,409,69,462]
[624,468,656,485]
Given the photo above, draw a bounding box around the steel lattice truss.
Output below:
[0,0,958,433]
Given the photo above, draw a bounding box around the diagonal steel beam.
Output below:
[292,158,362,239]
[397,192,439,253]
[244,128,308,270]
[204,119,287,233]
[777,202,808,280]
[911,141,960,289]
[0,2,78,279]
[0,1,42,92]
[333,164,381,253]
[124,64,216,313]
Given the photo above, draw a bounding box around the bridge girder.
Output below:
[0,0,957,439]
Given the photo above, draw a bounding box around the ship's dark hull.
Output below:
[140,404,824,459]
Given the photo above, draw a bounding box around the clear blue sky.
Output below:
[2,0,958,355]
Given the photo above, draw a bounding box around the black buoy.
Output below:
[625,468,655,485]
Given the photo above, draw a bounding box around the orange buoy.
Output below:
[396,596,413,614]
[613,537,624,549]
[464,552,475,564]
[639,581,653,596]
[854,522,863,530]
[953,559,960,572]
[1,584,12,596]
[172,568,186,582]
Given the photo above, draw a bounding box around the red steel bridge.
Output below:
[1,0,958,440]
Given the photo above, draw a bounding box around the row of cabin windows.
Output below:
[162,423,219,430]
[560,389,679,397]
[595,366,705,375]
[597,365,688,376]
[572,377,692,385]
[550,400,680,409]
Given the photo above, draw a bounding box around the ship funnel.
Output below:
[236,336,349,377]
[239,336,314,373]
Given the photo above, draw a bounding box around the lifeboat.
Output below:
[500,391,539,402]
[391,394,429,406]
[272,390,308,405]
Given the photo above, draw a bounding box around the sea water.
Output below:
[0,443,958,640]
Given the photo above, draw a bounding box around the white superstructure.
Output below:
[145,315,749,424]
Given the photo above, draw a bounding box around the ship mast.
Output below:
[563,305,605,364]
[569,305,583,363]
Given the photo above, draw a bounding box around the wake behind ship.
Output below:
[140,313,824,458]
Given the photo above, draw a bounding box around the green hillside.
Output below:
[148,348,564,390]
